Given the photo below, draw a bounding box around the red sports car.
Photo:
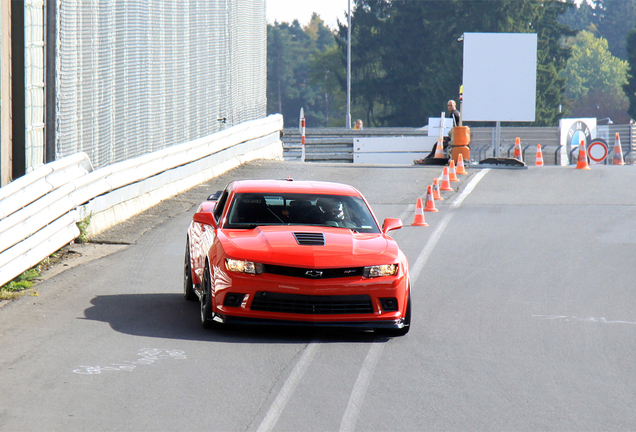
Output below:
[183,179,411,335]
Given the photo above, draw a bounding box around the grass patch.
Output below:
[1,213,90,301]
[0,268,41,300]
[76,213,92,244]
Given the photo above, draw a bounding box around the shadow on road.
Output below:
[82,293,392,343]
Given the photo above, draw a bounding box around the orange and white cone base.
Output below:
[576,140,591,170]
[424,185,438,212]
[432,178,443,200]
[613,133,625,165]
[449,160,460,182]
[456,154,468,175]
[535,144,544,166]
[434,138,445,158]
[411,198,429,226]
[440,167,453,191]
[513,137,523,162]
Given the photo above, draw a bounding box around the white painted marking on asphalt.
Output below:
[533,315,636,325]
[451,169,490,207]
[72,349,186,374]
[410,169,489,283]
[339,168,490,432]
[339,343,384,432]
[256,343,320,432]
[258,170,491,432]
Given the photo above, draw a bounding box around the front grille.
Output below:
[263,264,363,279]
[251,292,374,315]
[293,232,325,246]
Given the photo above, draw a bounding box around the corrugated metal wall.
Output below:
[55,0,266,169]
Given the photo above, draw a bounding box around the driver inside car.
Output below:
[316,197,346,226]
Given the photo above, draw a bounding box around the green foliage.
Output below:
[623,29,636,120]
[76,213,92,244]
[595,0,636,61]
[562,31,629,122]
[1,269,40,296]
[335,0,573,126]
[558,0,636,61]
[267,15,344,127]
[268,0,615,127]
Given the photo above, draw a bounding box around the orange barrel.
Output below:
[451,126,470,164]
[452,126,470,146]
[451,145,470,164]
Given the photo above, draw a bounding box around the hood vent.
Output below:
[293,232,325,246]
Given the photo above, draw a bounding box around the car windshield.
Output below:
[225,193,380,233]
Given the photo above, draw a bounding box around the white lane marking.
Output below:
[451,169,490,207]
[257,343,320,432]
[339,168,490,432]
[410,169,490,283]
[258,170,491,432]
[533,315,636,325]
[339,343,384,432]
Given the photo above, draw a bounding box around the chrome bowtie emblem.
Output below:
[305,270,323,278]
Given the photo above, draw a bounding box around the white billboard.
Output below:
[462,33,537,122]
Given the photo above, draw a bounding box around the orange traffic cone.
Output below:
[535,144,544,166]
[424,185,438,212]
[456,154,468,175]
[434,138,445,158]
[411,198,429,226]
[513,137,523,161]
[613,133,625,165]
[440,167,454,191]
[432,178,443,200]
[576,140,591,170]
[449,160,460,182]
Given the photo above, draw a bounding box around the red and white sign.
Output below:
[587,138,608,164]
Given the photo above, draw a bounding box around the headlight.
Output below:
[225,259,264,274]
[363,264,398,278]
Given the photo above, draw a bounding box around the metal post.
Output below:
[301,117,306,162]
[495,121,501,158]
[346,0,351,129]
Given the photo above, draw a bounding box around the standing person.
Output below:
[414,100,460,164]
[353,119,363,130]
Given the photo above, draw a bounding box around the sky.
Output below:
[266,0,348,29]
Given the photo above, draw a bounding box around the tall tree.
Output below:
[622,29,636,120]
[339,0,573,126]
[266,17,341,127]
[562,31,629,122]
[595,0,636,60]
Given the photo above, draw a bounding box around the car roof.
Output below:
[230,179,361,196]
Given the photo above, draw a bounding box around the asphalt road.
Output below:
[1,160,636,431]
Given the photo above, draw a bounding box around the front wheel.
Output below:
[200,262,215,328]
[183,239,196,301]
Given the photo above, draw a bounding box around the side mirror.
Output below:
[193,211,217,228]
[382,218,403,234]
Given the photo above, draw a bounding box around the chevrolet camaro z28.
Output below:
[183,178,411,336]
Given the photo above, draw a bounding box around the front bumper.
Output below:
[211,266,409,325]
[213,314,408,330]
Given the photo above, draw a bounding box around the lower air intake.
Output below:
[251,292,373,314]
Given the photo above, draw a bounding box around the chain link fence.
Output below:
[56,0,266,169]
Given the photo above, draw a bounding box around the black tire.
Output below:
[200,262,215,328]
[183,238,197,301]
[380,292,411,336]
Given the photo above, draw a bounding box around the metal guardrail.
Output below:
[0,115,284,288]
[282,125,634,165]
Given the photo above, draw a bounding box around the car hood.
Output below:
[219,226,398,267]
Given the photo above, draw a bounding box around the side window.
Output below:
[213,190,229,222]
